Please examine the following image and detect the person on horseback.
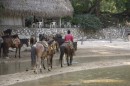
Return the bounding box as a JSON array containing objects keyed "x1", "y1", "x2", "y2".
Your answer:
[
  {"x1": 64, "y1": 30, "x2": 74, "y2": 49},
  {"x1": 59, "y1": 30, "x2": 75, "y2": 67}
]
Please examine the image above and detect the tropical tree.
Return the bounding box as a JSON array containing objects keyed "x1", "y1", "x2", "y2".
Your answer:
[{"x1": 0, "y1": 2, "x2": 4, "y2": 16}]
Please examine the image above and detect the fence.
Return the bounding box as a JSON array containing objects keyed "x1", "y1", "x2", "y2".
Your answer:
[{"x1": 0, "y1": 26, "x2": 129, "y2": 41}]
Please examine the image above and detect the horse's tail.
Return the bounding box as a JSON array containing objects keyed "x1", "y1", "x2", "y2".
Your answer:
[{"x1": 31, "y1": 46, "x2": 36, "y2": 68}]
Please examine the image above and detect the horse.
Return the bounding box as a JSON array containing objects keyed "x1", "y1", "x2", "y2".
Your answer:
[
  {"x1": 20, "y1": 38, "x2": 29, "y2": 47},
  {"x1": 31, "y1": 42, "x2": 45, "y2": 73},
  {"x1": 1, "y1": 34, "x2": 21, "y2": 58},
  {"x1": 59, "y1": 42, "x2": 75, "y2": 67},
  {"x1": 41, "y1": 39, "x2": 57, "y2": 71},
  {"x1": 54, "y1": 34, "x2": 64, "y2": 52},
  {"x1": 31, "y1": 39, "x2": 57, "y2": 73}
]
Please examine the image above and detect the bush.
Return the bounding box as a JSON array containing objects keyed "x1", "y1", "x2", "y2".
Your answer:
[{"x1": 71, "y1": 14, "x2": 102, "y2": 30}]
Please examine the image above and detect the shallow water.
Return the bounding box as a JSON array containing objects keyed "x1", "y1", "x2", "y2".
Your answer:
[
  {"x1": 10, "y1": 65, "x2": 130, "y2": 86},
  {"x1": 0, "y1": 61, "x2": 31, "y2": 75},
  {"x1": 0, "y1": 55, "x2": 130, "y2": 75}
]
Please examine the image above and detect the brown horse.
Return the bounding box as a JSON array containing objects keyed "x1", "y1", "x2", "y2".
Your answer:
[
  {"x1": 59, "y1": 42, "x2": 75, "y2": 67},
  {"x1": 41, "y1": 40, "x2": 57, "y2": 71},
  {"x1": 31, "y1": 40, "x2": 57, "y2": 73},
  {"x1": 1, "y1": 34, "x2": 21, "y2": 58}
]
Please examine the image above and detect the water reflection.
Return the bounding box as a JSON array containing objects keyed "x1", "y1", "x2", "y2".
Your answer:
[
  {"x1": 0, "y1": 61, "x2": 31, "y2": 75},
  {"x1": 11, "y1": 65, "x2": 130, "y2": 86}
]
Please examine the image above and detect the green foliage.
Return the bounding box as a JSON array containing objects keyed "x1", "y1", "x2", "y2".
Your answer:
[
  {"x1": 99, "y1": 14, "x2": 119, "y2": 27},
  {"x1": 100, "y1": 0, "x2": 127, "y2": 13},
  {"x1": 71, "y1": 0, "x2": 94, "y2": 14},
  {"x1": 0, "y1": 2, "x2": 4, "y2": 10},
  {"x1": 125, "y1": 0, "x2": 130, "y2": 10},
  {"x1": 72, "y1": 14, "x2": 102, "y2": 30},
  {"x1": 61, "y1": 16, "x2": 72, "y2": 22},
  {"x1": 0, "y1": 2, "x2": 4, "y2": 16},
  {"x1": 25, "y1": 16, "x2": 34, "y2": 27}
]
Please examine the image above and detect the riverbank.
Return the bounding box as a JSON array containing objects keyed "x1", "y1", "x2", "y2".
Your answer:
[{"x1": 1, "y1": 40, "x2": 130, "y2": 86}]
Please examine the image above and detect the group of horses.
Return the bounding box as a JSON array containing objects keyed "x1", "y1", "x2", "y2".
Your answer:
[
  {"x1": 31, "y1": 33, "x2": 76, "y2": 73},
  {"x1": 0, "y1": 29, "x2": 76, "y2": 74},
  {"x1": 0, "y1": 29, "x2": 22, "y2": 58}
]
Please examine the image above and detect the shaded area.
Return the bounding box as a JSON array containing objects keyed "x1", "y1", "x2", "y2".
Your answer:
[{"x1": 10, "y1": 65, "x2": 130, "y2": 86}]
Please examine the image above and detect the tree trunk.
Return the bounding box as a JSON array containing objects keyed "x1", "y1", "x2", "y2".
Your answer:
[{"x1": 88, "y1": 0, "x2": 101, "y2": 16}]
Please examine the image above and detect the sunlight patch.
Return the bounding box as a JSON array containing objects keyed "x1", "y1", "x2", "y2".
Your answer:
[
  {"x1": 81, "y1": 79, "x2": 125, "y2": 83},
  {"x1": 123, "y1": 62, "x2": 130, "y2": 65}
]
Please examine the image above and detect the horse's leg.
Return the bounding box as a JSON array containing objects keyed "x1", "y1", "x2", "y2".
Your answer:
[
  {"x1": 50, "y1": 54, "x2": 53, "y2": 69},
  {"x1": 41, "y1": 58, "x2": 46, "y2": 69},
  {"x1": 66, "y1": 54, "x2": 70, "y2": 66},
  {"x1": 5, "y1": 46, "x2": 9, "y2": 58},
  {"x1": 31, "y1": 46, "x2": 36, "y2": 70},
  {"x1": 3, "y1": 43, "x2": 8, "y2": 58},
  {"x1": 70, "y1": 49, "x2": 74, "y2": 65},
  {"x1": 15, "y1": 48, "x2": 17, "y2": 58},
  {"x1": 47, "y1": 56, "x2": 51, "y2": 71},
  {"x1": 38, "y1": 57, "x2": 42, "y2": 73},
  {"x1": 70, "y1": 52, "x2": 73, "y2": 65},
  {"x1": 19, "y1": 47, "x2": 21, "y2": 58},
  {"x1": 34, "y1": 56, "x2": 41, "y2": 74},
  {"x1": 60, "y1": 46, "x2": 65, "y2": 67},
  {"x1": 0, "y1": 44, "x2": 1, "y2": 58},
  {"x1": 56, "y1": 43, "x2": 59, "y2": 52}
]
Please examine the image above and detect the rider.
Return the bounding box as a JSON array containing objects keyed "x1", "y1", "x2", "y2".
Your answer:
[
  {"x1": 65, "y1": 30, "x2": 73, "y2": 42},
  {"x1": 64, "y1": 30, "x2": 74, "y2": 49}
]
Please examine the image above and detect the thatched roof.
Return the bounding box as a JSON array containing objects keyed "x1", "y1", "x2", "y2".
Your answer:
[{"x1": 0, "y1": 0, "x2": 73, "y2": 18}]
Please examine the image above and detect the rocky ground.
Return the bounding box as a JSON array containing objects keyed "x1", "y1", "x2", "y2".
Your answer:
[{"x1": 1, "y1": 40, "x2": 130, "y2": 86}]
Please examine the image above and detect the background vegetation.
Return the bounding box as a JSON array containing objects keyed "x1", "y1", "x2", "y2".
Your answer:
[{"x1": 69, "y1": 0, "x2": 130, "y2": 30}]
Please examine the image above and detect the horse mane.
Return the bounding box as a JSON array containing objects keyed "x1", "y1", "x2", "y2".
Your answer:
[
  {"x1": 48, "y1": 39, "x2": 54, "y2": 45},
  {"x1": 12, "y1": 34, "x2": 19, "y2": 38}
]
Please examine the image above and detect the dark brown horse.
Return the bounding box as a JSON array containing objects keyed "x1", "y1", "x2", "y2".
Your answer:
[
  {"x1": 1, "y1": 34, "x2": 21, "y2": 58},
  {"x1": 59, "y1": 42, "x2": 75, "y2": 67}
]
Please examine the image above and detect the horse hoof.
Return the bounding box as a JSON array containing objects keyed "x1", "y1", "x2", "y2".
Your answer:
[
  {"x1": 48, "y1": 69, "x2": 51, "y2": 71},
  {"x1": 5, "y1": 57, "x2": 10, "y2": 59},
  {"x1": 34, "y1": 70, "x2": 37, "y2": 74},
  {"x1": 40, "y1": 69, "x2": 42, "y2": 73}
]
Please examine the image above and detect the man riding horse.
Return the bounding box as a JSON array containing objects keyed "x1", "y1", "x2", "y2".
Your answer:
[{"x1": 59, "y1": 30, "x2": 75, "y2": 67}]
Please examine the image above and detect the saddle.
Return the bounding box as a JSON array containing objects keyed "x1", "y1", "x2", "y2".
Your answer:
[
  {"x1": 12, "y1": 37, "x2": 21, "y2": 47},
  {"x1": 37, "y1": 41, "x2": 48, "y2": 51},
  {"x1": 62, "y1": 41, "x2": 74, "y2": 49}
]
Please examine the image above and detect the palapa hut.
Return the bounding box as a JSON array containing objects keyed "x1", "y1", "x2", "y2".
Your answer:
[{"x1": 0, "y1": 0, "x2": 73, "y2": 27}]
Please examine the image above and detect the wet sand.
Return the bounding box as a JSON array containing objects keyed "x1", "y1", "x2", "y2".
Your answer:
[
  {"x1": 1, "y1": 59, "x2": 130, "y2": 86},
  {"x1": 1, "y1": 41, "x2": 130, "y2": 86}
]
